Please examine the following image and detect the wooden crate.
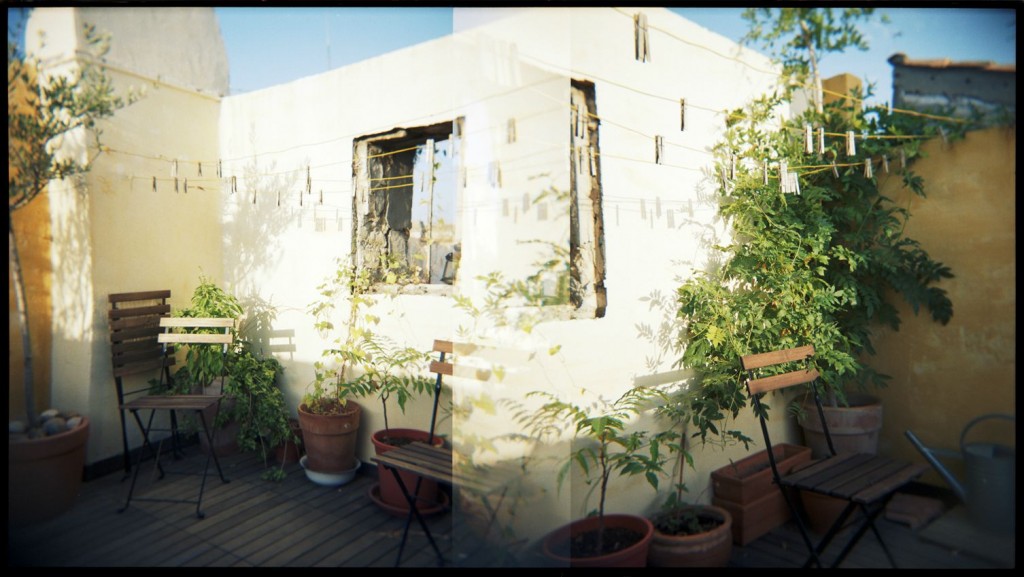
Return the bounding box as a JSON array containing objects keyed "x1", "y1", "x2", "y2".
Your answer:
[
  {"x1": 713, "y1": 489, "x2": 792, "y2": 546},
  {"x1": 711, "y1": 444, "x2": 812, "y2": 545},
  {"x1": 711, "y1": 443, "x2": 811, "y2": 504}
]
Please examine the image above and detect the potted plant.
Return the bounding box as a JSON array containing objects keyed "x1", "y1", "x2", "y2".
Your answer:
[
  {"x1": 224, "y1": 342, "x2": 294, "y2": 481},
  {"x1": 8, "y1": 25, "x2": 137, "y2": 525},
  {"x1": 168, "y1": 277, "x2": 296, "y2": 481},
  {"x1": 338, "y1": 334, "x2": 437, "y2": 513},
  {"x1": 300, "y1": 254, "x2": 423, "y2": 487},
  {"x1": 512, "y1": 387, "x2": 675, "y2": 567}
]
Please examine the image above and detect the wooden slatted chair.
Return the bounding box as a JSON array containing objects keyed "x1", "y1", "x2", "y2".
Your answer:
[
  {"x1": 742, "y1": 345, "x2": 928, "y2": 568},
  {"x1": 117, "y1": 317, "x2": 233, "y2": 519},
  {"x1": 108, "y1": 291, "x2": 177, "y2": 475}
]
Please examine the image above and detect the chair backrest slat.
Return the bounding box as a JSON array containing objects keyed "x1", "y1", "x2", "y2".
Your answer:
[
  {"x1": 160, "y1": 317, "x2": 235, "y2": 328},
  {"x1": 158, "y1": 332, "x2": 233, "y2": 345},
  {"x1": 741, "y1": 344, "x2": 814, "y2": 370},
  {"x1": 748, "y1": 368, "x2": 819, "y2": 395}
]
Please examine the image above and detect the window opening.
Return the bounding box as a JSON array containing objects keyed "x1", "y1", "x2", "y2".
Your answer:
[{"x1": 353, "y1": 120, "x2": 462, "y2": 287}]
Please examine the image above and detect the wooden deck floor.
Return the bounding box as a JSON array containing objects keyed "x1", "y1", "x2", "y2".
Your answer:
[{"x1": 8, "y1": 447, "x2": 1014, "y2": 568}]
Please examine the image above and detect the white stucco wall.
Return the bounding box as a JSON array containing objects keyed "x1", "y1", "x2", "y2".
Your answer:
[
  {"x1": 219, "y1": 7, "x2": 788, "y2": 544},
  {"x1": 28, "y1": 5, "x2": 794, "y2": 547}
]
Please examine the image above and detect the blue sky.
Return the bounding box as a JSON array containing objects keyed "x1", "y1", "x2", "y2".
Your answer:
[{"x1": 8, "y1": 6, "x2": 1017, "y2": 106}]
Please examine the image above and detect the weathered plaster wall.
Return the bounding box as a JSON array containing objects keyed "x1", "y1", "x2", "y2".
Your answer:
[
  {"x1": 871, "y1": 126, "x2": 1016, "y2": 488},
  {"x1": 24, "y1": 7, "x2": 228, "y2": 464}
]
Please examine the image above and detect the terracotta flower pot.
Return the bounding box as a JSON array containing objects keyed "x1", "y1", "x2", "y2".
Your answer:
[
  {"x1": 648, "y1": 505, "x2": 733, "y2": 567},
  {"x1": 274, "y1": 418, "x2": 303, "y2": 464},
  {"x1": 371, "y1": 428, "x2": 444, "y2": 511},
  {"x1": 199, "y1": 396, "x2": 241, "y2": 457},
  {"x1": 541, "y1": 513, "x2": 654, "y2": 567},
  {"x1": 800, "y1": 393, "x2": 882, "y2": 458},
  {"x1": 298, "y1": 401, "x2": 362, "y2": 473},
  {"x1": 8, "y1": 417, "x2": 90, "y2": 526}
]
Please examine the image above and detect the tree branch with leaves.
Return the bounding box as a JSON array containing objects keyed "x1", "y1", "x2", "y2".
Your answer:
[{"x1": 9, "y1": 23, "x2": 139, "y2": 425}]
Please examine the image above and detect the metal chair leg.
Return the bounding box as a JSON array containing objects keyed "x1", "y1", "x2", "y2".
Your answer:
[{"x1": 389, "y1": 466, "x2": 444, "y2": 567}]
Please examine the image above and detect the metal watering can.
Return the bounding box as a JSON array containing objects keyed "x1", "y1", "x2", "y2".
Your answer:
[{"x1": 905, "y1": 413, "x2": 1015, "y2": 533}]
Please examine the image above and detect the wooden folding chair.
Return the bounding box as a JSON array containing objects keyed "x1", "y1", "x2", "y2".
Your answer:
[
  {"x1": 372, "y1": 339, "x2": 507, "y2": 567},
  {"x1": 118, "y1": 317, "x2": 233, "y2": 519},
  {"x1": 742, "y1": 345, "x2": 928, "y2": 568},
  {"x1": 108, "y1": 291, "x2": 177, "y2": 475}
]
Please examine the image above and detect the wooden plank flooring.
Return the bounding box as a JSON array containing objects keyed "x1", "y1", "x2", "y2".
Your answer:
[{"x1": 8, "y1": 447, "x2": 1012, "y2": 568}]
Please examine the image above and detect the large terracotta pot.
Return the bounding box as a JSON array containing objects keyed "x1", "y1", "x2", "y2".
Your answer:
[
  {"x1": 798, "y1": 394, "x2": 881, "y2": 533},
  {"x1": 298, "y1": 401, "x2": 362, "y2": 473},
  {"x1": 8, "y1": 417, "x2": 90, "y2": 526},
  {"x1": 371, "y1": 428, "x2": 444, "y2": 511},
  {"x1": 541, "y1": 514, "x2": 654, "y2": 567},
  {"x1": 800, "y1": 393, "x2": 882, "y2": 459},
  {"x1": 648, "y1": 505, "x2": 733, "y2": 567}
]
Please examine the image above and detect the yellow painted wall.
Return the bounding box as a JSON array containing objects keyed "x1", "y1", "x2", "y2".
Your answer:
[
  {"x1": 871, "y1": 126, "x2": 1016, "y2": 487},
  {"x1": 8, "y1": 61, "x2": 54, "y2": 422}
]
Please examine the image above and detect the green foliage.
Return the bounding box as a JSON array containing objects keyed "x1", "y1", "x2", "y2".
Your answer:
[
  {"x1": 8, "y1": 23, "x2": 139, "y2": 424},
  {"x1": 676, "y1": 14, "x2": 960, "y2": 416},
  {"x1": 508, "y1": 387, "x2": 679, "y2": 549},
  {"x1": 170, "y1": 275, "x2": 244, "y2": 391},
  {"x1": 169, "y1": 276, "x2": 294, "y2": 479}
]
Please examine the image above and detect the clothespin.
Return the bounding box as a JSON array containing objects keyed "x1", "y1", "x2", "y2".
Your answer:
[
  {"x1": 887, "y1": 101, "x2": 893, "y2": 116},
  {"x1": 655, "y1": 196, "x2": 662, "y2": 219},
  {"x1": 720, "y1": 165, "x2": 728, "y2": 189},
  {"x1": 831, "y1": 160, "x2": 839, "y2": 179},
  {"x1": 197, "y1": 162, "x2": 203, "y2": 177},
  {"x1": 680, "y1": 98, "x2": 686, "y2": 131},
  {"x1": 640, "y1": 198, "x2": 647, "y2": 219},
  {"x1": 762, "y1": 160, "x2": 769, "y2": 186},
  {"x1": 507, "y1": 118, "x2": 517, "y2": 144},
  {"x1": 939, "y1": 126, "x2": 947, "y2": 145},
  {"x1": 522, "y1": 192, "x2": 530, "y2": 212},
  {"x1": 846, "y1": 131, "x2": 856, "y2": 157},
  {"x1": 791, "y1": 172, "x2": 801, "y2": 195},
  {"x1": 306, "y1": 166, "x2": 311, "y2": 194},
  {"x1": 184, "y1": 177, "x2": 188, "y2": 193},
  {"x1": 817, "y1": 127, "x2": 825, "y2": 155},
  {"x1": 152, "y1": 177, "x2": 157, "y2": 192},
  {"x1": 319, "y1": 189, "x2": 323, "y2": 205},
  {"x1": 864, "y1": 158, "x2": 874, "y2": 179},
  {"x1": 729, "y1": 154, "x2": 736, "y2": 180},
  {"x1": 779, "y1": 159, "x2": 789, "y2": 189},
  {"x1": 805, "y1": 124, "x2": 813, "y2": 154},
  {"x1": 899, "y1": 148, "x2": 906, "y2": 170},
  {"x1": 666, "y1": 208, "x2": 675, "y2": 228},
  {"x1": 882, "y1": 155, "x2": 890, "y2": 174},
  {"x1": 655, "y1": 135, "x2": 664, "y2": 165},
  {"x1": 634, "y1": 12, "x2": 650, "y2": 62},
  {"x1": 277, "y1": 190, "x2": 280, "y2": 207},
  {"x1": 300, "y1": 187, "x2": 303, "y2": 207},
  {"x1": 231, "y1": 175, "x2": 237, "y2": 193},
  {"x1": 252, "y1": 188, "x2": 257, "y2": 205},
  {"x1": 589, "y1": 146, "x2": 597, "y2": 176},
  {"x1": 172, "y1": 159, "x2": 178, "y2": 179},
  {"x1": 217, "y1": 160, "x2": 222, "y2": 178},
  {"x1": 174, "y1": 177, "x2": 179, "y2": 193}
]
